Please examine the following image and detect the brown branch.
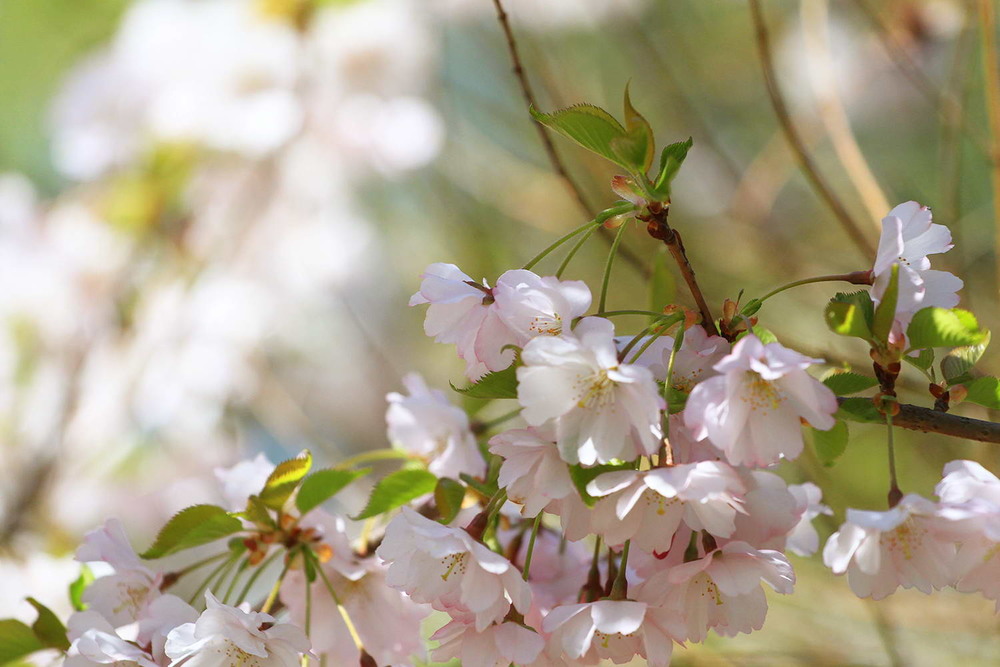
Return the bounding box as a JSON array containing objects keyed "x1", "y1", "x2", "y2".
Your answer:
[
  {"x1": 644, "y1": 207, "x2": 719, "y2": 336},
  {"x1": 490, "y1": 0, "x2": 650, "y2": 279},
  {"x1": 839, "y1": 397, "x2": 1000, "y2": 444},
  {"x1": 747, "y1": 0, "x2": 876, "y2": 258}
]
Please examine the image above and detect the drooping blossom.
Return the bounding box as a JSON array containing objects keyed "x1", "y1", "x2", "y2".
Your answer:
[
  {"x1": 517, "y1": 317, "x2": 665, "y2": 465},
  {"x1": 489, "y1": 424, "x2": 574, "y2": 517},
  {"x1": 871, "y1": 201, "x2": 963, "y2": 331},
  {"x1": 639, "y1": 541, "x2": 795, "y2": 643},
  {"x1": 624, "y1": 324, "x2": 730, "y2": 389},
  {"x1": 786, "y1": 482, "x2": 832, "y2": 557},
  {"x1": 165, "y1": 592, "x2": 310, "y2": 667},
  {"x1": 387, "y1": 372, "x2": 485, "y2": 478},
  {"x1": 542, "y1": 600, "x2": 679, "y2": 667},
  {"x1": 822, "y1": 494, "x2": 959, "y2": 600},
  {"x1": 585, "y1": 462, "x2": 746, "y2": 552},
  {"x1": 376, "y1": 506, "x2": 531, "y2": 630},
  {"x1": 683, "y1": 334, "x2": 837, "y2": 467},
  {"x1": 75, "y1": 519, "x2": 162, "y2": 627},
  {"x1": 728, "y1": 470, "x2": 801, "y2": 551},
  {"x1": 409, "y1": 264, "x2": 590, "y2": 379},
  {"x1": 65, "y1": 611, "x2": 158, "y2": 667},
  {"x1": 430, "y1": 618, "x2": 545, "y2": 667}
]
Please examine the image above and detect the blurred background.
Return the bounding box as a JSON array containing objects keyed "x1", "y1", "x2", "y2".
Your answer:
[{"x1": 1, "y1": 0, "x2": 999, "y2": 664}]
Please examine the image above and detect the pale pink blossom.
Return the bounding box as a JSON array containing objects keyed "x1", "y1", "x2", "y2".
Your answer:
[
  {"x1": 823, "y1": 495, "x2": 958, "y2": 600},
  {"x1": 585, "y1": 462, "x2": 745, "y2": 552},
  {"x1": 624, "y1": 325, "x2": 730, "y2": 389},
  {"x1": 683, "y1": 334, "x2": 837, "y2": 467},
  {"x1": 872, "y1": 201, "x2": 963, "y2": 330},
  {"x1": 387, "y1": 372, "x2": 485, "y2": 479},
  {"x1": 639, "y1": 541, "x2": 794, "y2": 643},
  {"x1": 165, "y1": 592, "x2": 310, "y2": 667},
  {"x1": 935, "y1": 460, "x2": 1000, "y2": 507},
  {"x1": 213, "y1": 454, "x2": 275, "y2": 511},
  {"x1": 376, "y1": 506, "x2": 531, "y2": 630},
  {"x1": 786, "y1": 482, "x2": 832, "y2": 557},
  {"x1": 65, "y1": 611, "x2": 158, "y2": 667},
  {"x1": 728, "y1": 470, "x2": 800, "y2": 550},
  {"x1": 489, "y1": 425, "x2": 574, "y2": 517},
  {"x1": 517, "y1": 317, "x2": 665, "y2": 466},
  {"x1": 493, "y1": 270, "x2": 591, "y2": 342},
  {"x1": 542, "y1": 600, "x2": 678, "y2": 667},
  {"x1": 431, "y1": 619, "x2": 545, "y2": 667}
]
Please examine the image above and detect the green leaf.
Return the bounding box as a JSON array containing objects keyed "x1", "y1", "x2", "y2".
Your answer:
[
  {"x1": 434, "y1": 478, "x2": 467, "y2": 524},
  {"x1": 296, "y1": 468, "x2": 370, "y2": 516},
  {"x1": 942, "y1": 331, "x2": 991, "y2": 382},
  {"x1": 812, "y1": 420, "x2": 849, "y2": 467},
  {"x1": 25, "y1": 599, "x2": 67, "y2": 651},
  {"x1": 459, "y1": 473, "x2": 498, "y2": 499},
  {"x1": 836, "y1": 397, "x2": 884, "y2": 424},
  {"x1": 906, "y1": 308, "x2": 987, "y2": 350},
  {"x1": 353, "y1": 469, "x2": 438, "y2": 520},
  {"x1": 822, "y1": 372, "x2": 878, "y2": 395},
  {"x1": 652, "y1": 137, "x2": 693, "y2": 198},
  {"x1": 964, "y1": 377, "x2": 1000, "y2": 410},
  {"x1": 241, "y1": 495, "x2": 275, "y2": 529},
  {"x1": 0, "y1": 620, "x2": 42, "y2": 664},
  {"x1": 824, "y1": 291, "x2": 874, "y2": 340},
  {"x1": 529, "y1": 104, "x2": 631, "y2": 169},
  {"x1": 259, "y1": 450, "x2": 313, "y2": 510},
  {"x1": 621, "y1": 83, "x2": 654, "y2": 172},
  {"x1": 903, "y1": 347, "x2": 935, "y2": 373},
  {"x1": 751, "y1": 325, "x2": 778, "y2": 345},
  {"x1": 648, "y1": 250, "x2": 675, "y2": 321},
  {"x1": 452, "y1": 364, "x2": 518, "y2": 400},
  {"x1": 872, "y1": 264, "x2": 899, "y2": 344},
  {"x1": 568, "y1": 462, "x2": 632, "y2": 507},
  {"x1": 140, "y1": 505, "x2": 243, "y2": 559},
  {"x1": 68, "y1": 565, "x2": 94, "y2": 612}
]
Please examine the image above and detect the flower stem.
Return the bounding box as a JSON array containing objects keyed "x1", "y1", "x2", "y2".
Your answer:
[
  {"x1": 885, "y1": 409, "x2": 902, "y2": 508},
  {"x1": 311, "y1": 549, "x2": 364, "y2": 652},
  {"x1": 235, "y1": 549, "x2": 281, "y2": 605},
  {"x1": 222, "y1": 556, "x2": 249, "y2": 604},
  {"x1": 259, "y1": 559, "x2": 290, "y2": 615},
  {"x1": 597, "y1": 221, "x2": 631, "y2": 314},
  {"x1": 169, "y1": 551, "x2": 229, "y2": 582},
  {"x1": 521, "y1": 514, "x2": 543, "y2": 581},
  {"x1": 188, "y1": 554, "x2": 239, "y2": 606},
  {"x1": 522, "y1": 219, "x2": 601, "y2": 271},
  {"x1": 755, "y1": 271, "x2": 873, "y2": 305},
  {"x1": 625, "y1": 315, "x2": 683, "y2": 365},
  {"x1": 609, "y1": 540, "x2": 631, "y2": 600},
  {"x1": 556, "y1": 224, "x2": 601, "y2": 279},
  {"x1": 660, "y1": 327, "x2": 686, "y2": 466},
  {"x1": 473, "y1": 408, "x2": 522, "y2": 434}
]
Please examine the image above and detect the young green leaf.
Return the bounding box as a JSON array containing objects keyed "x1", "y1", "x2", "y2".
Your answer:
[
  {"x1": 751, "y1": 325, "x2": 778, "y2": 345},
  {"x1": 651, "y1": 137, "x2": 693, "y2": 198},
  {"x1": 942, "y1": 332, "x2": 990, "y2": 382},
  {"x1": 872, "y1": 264, "x2": 899, "y2": 344},
  {"x1": 621, "y1": 84, "x2": 655, "y2": 173},
  {"x1": 824, "y1": 291, "x2": 874, "y2": 340},
  {"x1": 821, "y1": 372, "x2": 878, "y2": 395},
  {"x1": 241, "y1": 495, "x2": 276, "y2": 529},
  {"x1": 964, "y1": 377, "x2": 1000, "y2": 410},
  {"x1": 451, "y1": 364, "x2": 518, "y2": 400},
  {"x1": 25, "y1": 599, "x2": 68, "y2": 651},
  {"x1": 0, "y1": 620, "x2": 43, "y2": 664},
  {"x1": 835, "y1": 397, "x2": 884, "y2": 424},
  {"x1": 68, "y1": 565, "x2": 94, "y2": 612},
  {"x1": 906, "y1": 307, "x2": 987, "y2": 350},
  {"x1": 295, "y1": 468, "x2": 371, "y2": 515},
  {"x1": 140, "y1": 505, "x2": 243, "y2": 559},
  {"x1": 259, "y1": 450, "x2": 313, "y2": 510},
  {"x1": 568, "y1": 462, "x2": 632, "y2": 507},
  {"x1": 434, "y1": 478, "x2": 467, "y2": 524},
  {"x1": 459, "y1": 473, "x2": 498, "y2": 499},
  {"x1": 529, "y1": 104, "x2": 630, "y2": 169},
  {"x1": 812, "y1": 420, "x2": 849, "y2": 466},
  {"x1": 353, "y1": 469, "x2": 438, "y2": 520},
  {"x1": 904, "y1": 347, "x2": 935, "y2": 373}
]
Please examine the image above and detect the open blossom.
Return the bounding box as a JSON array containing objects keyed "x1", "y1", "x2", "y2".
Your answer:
[
  {"x1": 409, "y1": 264, "x2": 590, "y2": 379},
  {"x1": 214, "y1": 453, "x2": 275, "y2": 511},
  {"x1": 872, "y1": 201, "x2": 963, "y2": 331},
  {"x1": 542, "y1": 600, "x2": 678, "y2": 667},
  {"x1": 786, "y1": 482, "x2": 832, "y2": 556},
  {"x1": 431, "y1": 619, "x2": 545, "y2": 667},
  {"x1": 684, "y1": 334, "x2": 837, "y2": 467},
  {"x1": 489, "y1": 425, "x2": 574, "y2": 517},
  {"x1": 75, "y1": 519, "x2": 162, "y2": 627},
  {"x1": 728, "y1": 470, "x2": 801, "y2": 551},
  {"x1": 66, "y1": 611, "x2": 158, "y2": 667},
  {"x1": 586, "y1": 462, "x2": 746, "y2": 552},
  {"x1": 517, "y1": 317, "x2": 665, "y2": 465},
  {"x1": 165, "y1": 592, "x2": 310, "y2": 667},
  {"x1": 822, "y1": 494, "x2": 959, "y2": 600},
  {"x1": 625, "y1": 324, "x2": 730, "y2": 389},
  {"x1": 376, "y1": 506, "x2": 531, "y2": 630},
  {"x1": 640, "y1": 541, "x2": 795, "y2": 643},
  {"x1": 387, "y1": 372, "x2": 485, "y2": 478}
]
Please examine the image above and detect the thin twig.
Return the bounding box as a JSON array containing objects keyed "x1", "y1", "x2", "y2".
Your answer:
[
  {"x1": 978, "y1": 0, "x2": 1000, "y2": 291},
  {"x1": 490, "y1": 0, "x2": 650, "y2": 279},
  {"x1": 747, "y1": 0, "x2": 876, "y2": 257},
  {"x1": 839, "y1": 398, "x2": 1000, "y2": 444}
]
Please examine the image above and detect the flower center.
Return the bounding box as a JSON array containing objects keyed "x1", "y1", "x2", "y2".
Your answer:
[
  {"x1": 694, "y1": 572, "x2": 724, "y2": 606},
  {"x1": 575, "y1": 370, "x2": 616, "y2": 409},
  {"x1": 528, "y1": 314, "x2": 562, "y2": 336},
  {"x1": 439, "y1": 553, "x2": 469, "y2": 581},
  {"x1": 883, "y1": 517, "x2": 927, "y2": 560},
  {"x1": 743, "y1": 372, "x2": 785, "y2": 413},
  {"x1": 642, "y1": 488, "x2": 679, "y2": 516},
  {"x1": 218, "y1": 639, "x2": 265, "y2": 667}
]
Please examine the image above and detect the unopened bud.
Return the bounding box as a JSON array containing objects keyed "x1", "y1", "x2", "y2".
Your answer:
[
  {"x1": 279, "y1": 514, "x2": 296, "y2": 532},
  {"x1": 722, "y1": 298, "x2": 738, "y2": 322},
  {"x1": 610, "y1": 175, "x2": 646, "y2": 206},
  {"x1": 950, "y1": 385, "x2": 968, "y2": 404}
]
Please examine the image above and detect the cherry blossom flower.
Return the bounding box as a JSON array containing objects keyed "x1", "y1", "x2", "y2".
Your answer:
[
  {"x1": 165, "y1": 592, "x2": 310, "y2": 667},
  {"x1": 542, "y1": 600, "x2": 679, "y2": 667},
  {"x1": 387, "y1": 372, "x2": 485, "y2": 478},
  {"x1": 728, "y1": 470, "x2": 801, "y2": 550},
  {"x1": 517, "y1": 317, "x2": 665, "y2": 465},
  {"x1": 683, "y1": 334, "x2": 837, "y2": 467},
  {"x1": 492, "y1": 270, "x2": 590, "y2": 342},
  {"x1": 214, "y1": 454, "x2": 274, "y2": 511},
  {"x1": 585, "y1": 462, "x2": 746, "y2": 552},
  {"x1": 639, "y1": 541, "x2": 794, "y2": 642},
  {"x1": 65, "y1": 611, "x2": 158, "y2": 667},
  {"x1": 430, "y1": 618, "x2": 545, "y2": 667},
  {"x1": 786, "y1": 482, "x2": 832, "y2": 557},
  {"x1": 489, "y1": 425, "x2": 574, "y2": 517},
  {"x1": 625, "y1": 324, "x2": 730, "y2": 389},
  {"x1": 376, "y1": 506, "x2": 531, "y2": 630},
  {"x1": 872, "y1": 201, "x2": 963, "y2": 329},
  {"x1": 822, "y1": 494, "x2": 958, "y2": 600},
  {"x1": 935, "y1": 460, "x2": 1000, "y2": 506},
  {"x1": 75, "y1": 519, "x2": 162, "y2": 627}
]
